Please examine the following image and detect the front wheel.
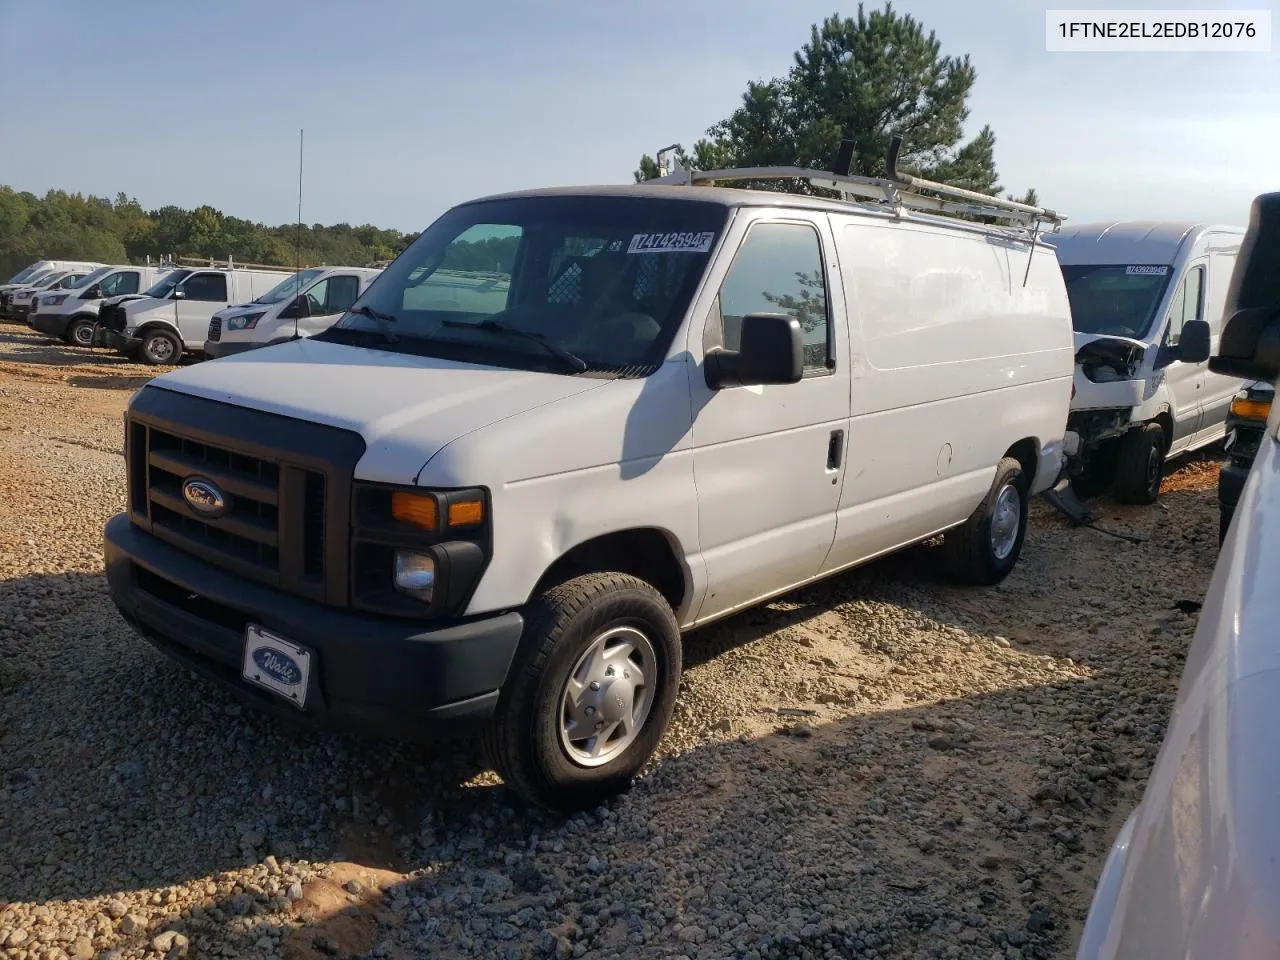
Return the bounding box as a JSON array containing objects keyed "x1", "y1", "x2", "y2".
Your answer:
[
  {"x1": 65, "y1": 318, "x2": 96, "y2": 347},
  {"x1": 1112, "y1": 423, "x2": 1166, "y2": 505},
  {"x1": 942, "y1": 456, "x2": 1029, "y2": 585},
  {"x1": 483, "y1": 572, "x2": 682, "y2": 811},
  {"x1": 139, "y1": 329, "x2": 182, "y2": 366}
]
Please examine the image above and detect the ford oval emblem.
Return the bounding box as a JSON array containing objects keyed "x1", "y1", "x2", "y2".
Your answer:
[
  {"x1": 182, "y1": 477, "x2": 227, "y2": 517},
  {"x1": 252, "y1": 647, "x2": 302, "y2": 686}
]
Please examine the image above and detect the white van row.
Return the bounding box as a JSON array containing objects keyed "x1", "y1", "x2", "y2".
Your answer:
[{"x1": 1, "y1": 260, "x2": 105, "y2": 322}]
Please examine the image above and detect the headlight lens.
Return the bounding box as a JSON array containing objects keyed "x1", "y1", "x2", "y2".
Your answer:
[
  {"x1": 1231, "y1": 394, "x2": 1272, "y2": 421},
  {"x1": 48, "y1": 294, "x2": 69, "y2": 306},
  {"x1": 393, "y1": 551, "x2": 436, "y2": 602},
  {"x1": 226, "y1": 311, "x2": 266, "y2": 331}
]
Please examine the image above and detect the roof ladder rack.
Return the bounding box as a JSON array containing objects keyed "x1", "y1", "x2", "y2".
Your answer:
[{"x1": 653, "y1": 136, "x2": 1065, "y2": 233}]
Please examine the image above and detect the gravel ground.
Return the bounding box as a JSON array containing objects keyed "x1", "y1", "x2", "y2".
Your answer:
[{"x1": 0, "y1": 327, "x2": 1224, "y2": 960}]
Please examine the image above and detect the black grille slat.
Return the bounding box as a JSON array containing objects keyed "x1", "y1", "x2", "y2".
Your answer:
[
  {"x1": 151, "y1": 503, "x2": 280, "y2": 571},
  {"x1": 208, "y1": 318, "x2": 222, "y2": 341},
  {"x1": 303, "y1": 472, "x2": 326, "y2": 580},
  {"x1": 148, "y1": 449, "x2": 278, "y2": 504}
]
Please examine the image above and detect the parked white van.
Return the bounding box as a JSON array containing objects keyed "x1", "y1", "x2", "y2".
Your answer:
[
  {"x1": 2, "y1": 259, "x2": 103, "y2": 293},
  {"x1": 98, "y1": 264, "x2": 295, "y2": 364},
  {"x1": 5, "y1": 267, "x2": 102, "y2": 323},
  {"x1": 1, "y1": 262, "x2": 105, "y2": 319},
  {"x1": 1075, "y1": 192, "x2": 1280, "y2": 959},
  {"x1": 29, "y1": 264, "x2": 179, "y2": 345},
  {"x1": 205, "y1": 266, "x2": 382, "y2": 358},
  {"x1": 1046, "y1": 222, "x2": 1244, "y2": 503},
  {"x1": 100, "y1": 152, "x2": 1075, "y2": 809}
]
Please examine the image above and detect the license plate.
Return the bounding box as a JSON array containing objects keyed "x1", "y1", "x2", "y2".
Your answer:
[{"x1": 242, "y1": 625, "x2": 311, "y2": 709}]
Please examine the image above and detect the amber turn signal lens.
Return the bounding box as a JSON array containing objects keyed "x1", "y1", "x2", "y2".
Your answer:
[
  {"x1": 1231, "y1": 397, "x2": 1272, "y2": 421},
  {"x1": 448, "y1": 499, "x2": 484, "y2": 527},
  {"x1": 391, "y1": 492, "x2": 438, "y2": 531}
]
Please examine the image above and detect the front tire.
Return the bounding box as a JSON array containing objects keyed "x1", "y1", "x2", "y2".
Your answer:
[
  {"x1": 483, "y1": 572, "x2": 681, "y2": 811},
  {"x1": 65, "y1": 318, "x2": 96, "y2": 348},
  {"x1": 139, "y1": 329, "x2": 181, "y2": 365},
  {"x1": 1112, "y1": 423, "x2": 1166, "y2": 505},
  {"x1": 942, "y1": 456, "x2": 1029, "y2": 585}
]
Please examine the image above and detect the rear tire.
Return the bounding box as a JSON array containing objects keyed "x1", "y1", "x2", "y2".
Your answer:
[
  {"x1": 1112, "y1": 423, "x2": 1166, "y2": 505},
  {"x1": 139, "y1": 329, "x2": 181, "y2": 365},
  {"x1": 483, "y1": 572, "x2": 681, "y2": 811},
  {"x1": 66, "y1": 318, "x2": 95, "y2": 347},
  {"x1": 942, "y1": 456, "x2": 1028, "y2": 585}
]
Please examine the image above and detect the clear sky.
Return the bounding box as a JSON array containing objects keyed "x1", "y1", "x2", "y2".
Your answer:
[{"x1": 1, "y1": 0, "x2": 1275, "y2": 231}]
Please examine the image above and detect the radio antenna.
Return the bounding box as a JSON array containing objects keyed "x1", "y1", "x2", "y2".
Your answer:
[{"x1": 294, "y1": 127, "x2": 304, "y2": 340}]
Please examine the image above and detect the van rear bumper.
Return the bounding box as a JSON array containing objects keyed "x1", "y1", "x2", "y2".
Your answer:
[{"x1": 103, "y1": 513, "x2": 525, "y2": 740}]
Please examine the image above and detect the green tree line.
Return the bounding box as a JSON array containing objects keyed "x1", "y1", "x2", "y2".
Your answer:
[{"x1": 0, "y1": 186, "x2": 420, "y2": 280}]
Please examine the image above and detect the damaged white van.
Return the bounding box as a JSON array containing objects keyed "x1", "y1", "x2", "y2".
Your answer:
[
  {"x1": 101, "y1": 146, "x2": 1075, "y2": 809},
  {"x1": 1047, "y1": 222, "x2": 1245, "y2": 503}
]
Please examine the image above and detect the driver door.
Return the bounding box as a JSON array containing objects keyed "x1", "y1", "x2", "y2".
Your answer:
[{"x1": 175, "y1": 271, "x2": 230, "y2": 347}]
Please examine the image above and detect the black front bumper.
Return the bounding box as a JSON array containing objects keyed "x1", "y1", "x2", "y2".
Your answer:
[
  {"x1": 98, "y1": 327, "x2": 139, "y2": 354},
  {"x1": 1218, "y1": 459, "x2": 1251, "y2": 529},
  {"x1": 104, "y1": 513, "x2": 524, "y2": 739},
  {"x1": 29, "y1": 311, "x2": 71, "y2": 338},
  {"x1": 203, "y1": 339, "x2": 261, "y2": 359}
]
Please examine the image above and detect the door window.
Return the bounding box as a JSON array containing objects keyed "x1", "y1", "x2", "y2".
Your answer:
[
  {"x1": 706, "y1": 221, "x2": 831, "y2": 375},
  {"x1": 305, "y1": 275, "x2": 361, "y2": 315},
  {"x1": 100, "y1": 271, "x2": 140, "y2": 297},
  {"x1": 181, "y1": 272, "x2": 228, "y2": 302},
  {"x1": 1165, "y1": 265, "x2": 1204, "y2": 347}
]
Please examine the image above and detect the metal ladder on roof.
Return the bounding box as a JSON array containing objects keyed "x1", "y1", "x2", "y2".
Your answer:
[{"x1": 651, "y1": 136, "x2": 1066, "y2": 235}]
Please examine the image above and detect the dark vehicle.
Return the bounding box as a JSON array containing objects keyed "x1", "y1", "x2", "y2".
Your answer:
[{"x1": 1218, "y1": 380, "x2": 1274, "y2": 544}]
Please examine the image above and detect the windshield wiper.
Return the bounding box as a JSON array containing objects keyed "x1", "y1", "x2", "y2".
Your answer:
[
  {"x1": 440, "y1": 318, "x2": 587, "y2": 372},
  {"x1": 348, "y1": 304, "x2": 399, "y2": 344}
]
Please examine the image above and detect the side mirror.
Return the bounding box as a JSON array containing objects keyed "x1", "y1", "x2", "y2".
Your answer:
[
  {"x1": 705, "y1": 313, "x2": 804, "y2": 389},
  {"x1": 1211, "y1": 192, "x2": 1280, "y2": 381},
  {"x1": 172, "y1": 288, "x2": 186, "y2": 300},
  {"x1": 283, "y1": 294, "x2": 310, "y2": 318},
  {"x1": 1178, "y1": 319, "x2": 1211, "y2": 363}
]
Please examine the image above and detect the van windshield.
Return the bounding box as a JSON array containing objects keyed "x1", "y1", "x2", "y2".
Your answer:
[
  {"x1": 68, "y1": 266, "x2": 114, "y2": 289},
  {"x1": 1060, "y1": 264, "x2": 1174, "y2": 339},
  {"x1": 7, "y1": 265, "x2": 40, "y2": 284},
  {"x1": 144, "y1": 270, "x2": 191, "y2": 298},
  {"x1": 254, "y1": 267, "x2": 328, "y2": 305},
  {"x1": 322, "y1": 195, "x2": 728, "y2": 375}
]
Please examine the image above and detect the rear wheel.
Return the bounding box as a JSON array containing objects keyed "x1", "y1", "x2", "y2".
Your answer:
[
  {"x1": 942, "y1": 457, "x2": 1028, "y2": 585},
  {"x1": 139, "y1": 329, "x2": 181, "y2": 365},
  {"x1": 1112, "y1": 423, "x2": 1166, "y2": 504},
  {"x1": 66, "y1": 318, "x2": 95, "y2": 347},
  {"x1": 483, "y1": 572, "x2": 681, "y2": 811}
]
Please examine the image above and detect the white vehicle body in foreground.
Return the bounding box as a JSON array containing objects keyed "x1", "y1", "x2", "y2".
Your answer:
[
  {"x1": 1076, "y1": 192, "x2": 1280, "y2": 958},
  {"x1": 99, "y1": 265, "x2": 294, "y2": 363},
  {"x1": 101, "y1": 171, "x2": 1074, "y2": 809},
  {"x1": 1047, "y1": 222, "x2": 1246, "y2": 504},
  {"x1": 28, "y1": 265, "x2": 179, "y2": 345},
  {"x1": 204, "y1": 266, "x2": 382, "y2": 358}
]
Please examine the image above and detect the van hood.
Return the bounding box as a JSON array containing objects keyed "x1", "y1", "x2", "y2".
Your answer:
[{"x1": 145, "y1": 337, "x2": 608, "y2": 484}]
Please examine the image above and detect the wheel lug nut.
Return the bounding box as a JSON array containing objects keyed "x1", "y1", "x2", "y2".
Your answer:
[
  {"x1": 624, "y1": 671, "x2": 630, "y2": 680},
  {"x1": 589, "y1": 681, "x2": 600, "y2": 691},
  {"x1": 606, "y1": 667, "x2": 614, "y2": 676},
  {"x1": 585, "y1": 706, "x2": 595, "y2": 717}
]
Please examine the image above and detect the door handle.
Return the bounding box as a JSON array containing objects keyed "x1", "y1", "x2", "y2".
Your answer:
[{"x1": 827, "y1": 429, "x2": 845, "y2": 470}]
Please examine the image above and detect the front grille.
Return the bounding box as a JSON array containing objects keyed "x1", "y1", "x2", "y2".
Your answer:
[
  {"x1": 208, "y1": 318, "x2": 222, "y2": 341},
  {"x1": 125, "y1": 387, "x2": 365, "y2": 607},
  {"x1": 101, "y1": 303, "x2": 126, "y2": 332}
]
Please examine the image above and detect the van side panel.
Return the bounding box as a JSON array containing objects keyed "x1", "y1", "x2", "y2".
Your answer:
[{"x1": 821, "y1": 219, "x2": 1073, "y2": 573}]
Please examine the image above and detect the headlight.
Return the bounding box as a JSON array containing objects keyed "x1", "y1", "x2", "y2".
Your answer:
[
  {"x1": 226, "y1": 311, "x2": 266, "y2": 331},
  {"x1": 48, "y1": 294, "x2": 69, "y2": 306},
  {"x1": 393, "y1": 551, "x2": 436, "y2": 602},
  {"x1": 1231, "y1": 393, "x2": 1273, "y2": 422}
]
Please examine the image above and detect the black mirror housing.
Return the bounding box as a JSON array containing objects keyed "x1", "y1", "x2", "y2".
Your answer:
[
  {"x1": 1210, "y1": 192, "x2": 1280, "y2": 381},
  {"x1": 172, "y1": 288, "x2": 186, "y2": 300},
  {"x1": 705, "y1": 313, "x2": 804, "y2": 389},
  {"x1": 1178, "y1": 319, "x2": 1211, "y2": 363}
]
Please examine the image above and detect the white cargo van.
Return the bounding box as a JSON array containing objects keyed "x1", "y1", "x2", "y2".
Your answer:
[
  {"x1": 1, "y1": 262, "x2": 104, "y2": 319},
  {"x1": 98, "y1": 264, "x2": 294, "y2": 364},
  {"x1": 101, "y1": 149, "x2": 1075, "y2": 809},
  {"x1": 4, "y1": 267, "x2": 101, "y2": 323},
  {"x1": 1046, "y1": 222, "x2": 1244, "y2": 503},
  {"x1": 205, "y1": 266, "x2": 382, "y2": 359},
  {"x1": 29, "y1": 264, "x2": 179, "y2": 345}
]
